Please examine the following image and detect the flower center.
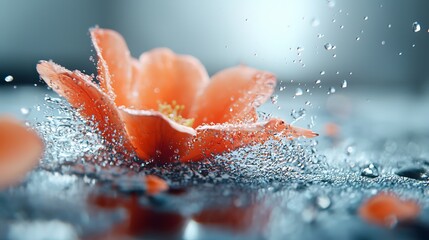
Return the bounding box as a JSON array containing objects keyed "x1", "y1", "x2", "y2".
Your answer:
[{"x1": 158, "y1": 101, "x2": 194, "y2": 127}]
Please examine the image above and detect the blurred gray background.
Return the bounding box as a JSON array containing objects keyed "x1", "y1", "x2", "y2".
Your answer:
[{"x1": 1, "y1": 0, "x2": 429, "y2": 93}]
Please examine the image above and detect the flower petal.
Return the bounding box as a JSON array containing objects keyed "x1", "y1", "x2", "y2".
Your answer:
[
  {"x1": 145, "y1": 175, "x2": 169, "y2": 195},
  {"x1": 90, "y1": 28, "x2": 134, "y2": 106},
  {"x1": 0, "y1": 117, "x2": 44, "y2": 189},
  {"x1": 359, "y1": 192, "x2": 420, "y2": 227},
  {"x1": 191, "y1": 66, "x2": 276, "y2": 126},
  {"x1": 181, "y1": 119, "x2": 317, "y2": 162},
  {"x1": 131, "y1": 48, "x2": 210, "y2": 116},
  {"x1": 36, "y1": 61, "x2": 134, "y2": 156},
  {"x1": 118, "y1": 107, "x2": 196, "y2": 163}
]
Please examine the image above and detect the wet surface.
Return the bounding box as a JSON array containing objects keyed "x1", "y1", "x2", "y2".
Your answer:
[{"x1": 0, "y1": 87, "x2": 429, "y2": 239}]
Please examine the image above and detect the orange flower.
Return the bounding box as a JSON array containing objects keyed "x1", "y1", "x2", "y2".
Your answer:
[
  {"x1": 37, "y1": 28, "x2": 317, "y2": 164},
  {"x1": 0, "y1": 116, "x2": 44, "y2": 189},
  {"x1": 359, "y1": 192, "x2": 420, "y2": 227}
]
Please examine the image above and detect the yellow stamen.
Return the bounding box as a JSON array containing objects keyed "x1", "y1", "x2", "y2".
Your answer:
[{"x1": 158, "y1": 101, "x2": 194, "y2": 127}]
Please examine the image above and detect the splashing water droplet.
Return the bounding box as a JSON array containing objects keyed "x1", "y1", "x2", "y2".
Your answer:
[
  {"x1": 311, "y1": 18, "x2": 320, "y2": 27},
  {"x1": 20, "y1": 107, "x2": 30, "y2": 116},
  {"x1": 295, "y1": 88, "x2": 303, "y2": 96},
  {"x1": 324, "y1": 43, "x2": 335, "y2": 50},
  {"x1": 270, "y1": 95, "x2": 279, "y2": 104},
  {"x1": 342, "y1": 80, "x2": 348, "y2": 88},
  {"x1": 412, "y1": 22, "x2": 421, "y2": 32},
  {"x1": 4, "y1": 75, "x2": 13, "y2": 82}
]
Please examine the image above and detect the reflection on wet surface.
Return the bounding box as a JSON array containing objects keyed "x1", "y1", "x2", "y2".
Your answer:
[{"x1": 0, "y1": 87, "x2": 429, "y2": 239}]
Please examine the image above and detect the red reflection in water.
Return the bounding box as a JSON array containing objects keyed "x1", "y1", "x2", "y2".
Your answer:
[
  {"x1": 193, "y1": 198, "x2": 271, "y2": 233},
  {"x1": 88, "y1": 194, "x2": 187, "y2": 239}
]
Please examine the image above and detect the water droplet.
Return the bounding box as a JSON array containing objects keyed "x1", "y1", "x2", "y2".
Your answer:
[
  {"x1": 305, "y1": 101, "x2": 312, "y2": 106},
  {"x1": 295, "y1": 88, "x2": 303, "y2": 96},
  {"x1": 328, "y1": 87, "x2": 336, "y2": 94},
  {"x1": 320, "y1": 71, "x2": 326, "y2": 75},
  {"x1": 364, "y1": 16, "x2": 369, "y2": 21},
  {"x1": 316, "y1": 195, "x2": 331, "y2": 209},
  {"x1": 396, "y1": 167, "x2": 428, "y2": 180},
  {"x1": 327, "y1": 0, "x2": 335, "y2": 8},
  {"x1": 297, "y1": 47, "x2": 304, "y2": 52},
  {"x1": 315, "y1": 79, "x2": 321, "y2": 84},
  {"x1": 346, "y1": 145, "x2": 355, "y2": 155},
  {"x1": 340, "y1": 25, "x2": 344, "y2": 29},
  {"x1": 356, "y1": 37, "x2": 360, "y2": 41},
  {"x1": 398, "y1": 52, "x2": 403, "y2": 56},
  {"x1": 317, "y1": 33, "x2": 325, "y2": 38},
  {"x1": 311, "y1": 18, "x2": 320, "y2": 27},
  {"x1": 412, "y1": 21, "x2": 421, "y2": 32},
  {"x1": 4, "y1": 75, "x2": 13, "y2": 82},
  {"x1": 20, "y1": 107, "x2": 30, "y2": 116},
  {"x1": 381, "y1": 40, "x2": 386, "y2": 45},
  {"x1": 324, "y1": 43, "x2": 334, "y2": 50},
  {"x1": 341, "y1": 80, "x2": 348, "y2": 88},
  {"x1": 388, "y1": 24, "x2": 392, "y2": 28},
  {"x1": 270, "y1": 95, "x2": 278, "y2": 104},
  {"x1": 412, "y1": 44, "x2": 416, "y2": 48},
  {"x1": 361, "y1": 164, "x2": 379, "y2": 178}
]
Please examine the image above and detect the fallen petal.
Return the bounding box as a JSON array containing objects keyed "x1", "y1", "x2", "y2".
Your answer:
[
  {"x1": 145, "y1": 175, "x2": 169, "y2": 195},
  {"x1": 0, "y1": 116, "x2": 44, "y2": 189},
  {"x1": 359, "y1": 192, "x2": 420, "y2": 227}
]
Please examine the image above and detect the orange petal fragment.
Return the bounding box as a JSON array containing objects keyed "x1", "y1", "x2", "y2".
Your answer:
[
  {"x1": 181, "y1": 119, "x2": 317, "y2": 162},
  {"x1": 36, "y1": 61, "x2": 134, "y2": 156},
  {"x1": 118, "y1": 108, "x2": 196, "y2": 163},
  {"x1": 0, "y1": 116, "x2": 44, "y2": 189},
  {"x1": 145, "y1": 175, "x2": 169, "y2": 195},
  {"x1": 90, "y1": 28, "x2": 133, "y2": 106},
  {"x1": 191, "y1": 66, "x2": 276, "y2": 126},
  {"x1": 359, "y1": 192, "x2": 420, "y2": 227}
]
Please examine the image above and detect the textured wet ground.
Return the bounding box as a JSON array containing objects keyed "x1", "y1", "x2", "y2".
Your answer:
[{"x1": 0, "y1": 86, "x2": 428, "y2": 240}]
